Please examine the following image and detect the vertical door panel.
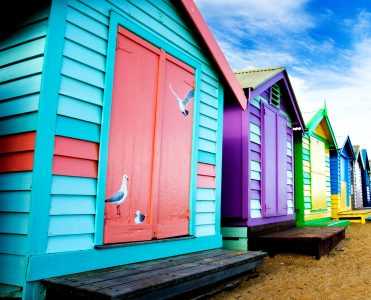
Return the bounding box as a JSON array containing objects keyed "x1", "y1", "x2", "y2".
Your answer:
[
  {"x1": 355, "y1": 163, "x2": 363, "y2": 208},
  {"x1": 311, "y1": 173, "x2": 327, "y2": 210},
  {"x1": 262, "y1": 105, "x2": 277, "y2": 217},
  {"x1": 310, "y1": 137, "x2": 327, "y2": 210},
  {"x1": 156, "y1": 57, "x2": 194, "y2": 239},
  {"x1": 277, "y1": 114, "x2": 288, "y2": 215},
  {"x1": 104, "y1": 31, "x2": 159, "y2": 244},
  {"x1": 340, "y1": 181, "x2": 347, "y2": 210}
]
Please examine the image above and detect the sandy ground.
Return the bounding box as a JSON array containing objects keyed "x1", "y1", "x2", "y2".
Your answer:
[{"x1": 212, "y1": 223, "x2": 371, "y2": 300}]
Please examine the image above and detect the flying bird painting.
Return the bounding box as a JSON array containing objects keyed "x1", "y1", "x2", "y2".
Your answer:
[
  {"x1": 105, "y1": 174, "x2": 129, "y2": 215},
  {"x1": 134, "y1": 210, "x2": 145, "y2": 224},
  {"x1": 169, "y1": 84, "x2": 194, "y2": 116}
]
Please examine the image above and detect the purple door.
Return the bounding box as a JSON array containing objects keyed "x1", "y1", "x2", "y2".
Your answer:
[{"x1": 262, "y1": 104, "x2": 287, "y2": 217}]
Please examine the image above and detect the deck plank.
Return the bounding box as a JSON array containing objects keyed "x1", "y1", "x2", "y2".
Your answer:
[
  {"x1": 43, "y1": 249, "x2": 266, "y2": 300},
  {"x1": 249, "y1": 224, "x2": 346, "y2": 260}
]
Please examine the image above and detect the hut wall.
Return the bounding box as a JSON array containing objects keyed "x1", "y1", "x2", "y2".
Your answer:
[
  {"x1": 296, "y1": 133, "x2": 332, "y2": 225},
  {"x1": 0, "y1": 6, "x2": 50, "y2": 294},
  {"x1": 247, "y1": 93, "x2": 294, "y2": 224},
  {"x1": 354, "y1": 158, "x2": 363, "y2": 208},
  {"x1": 0, "y1": 0, "x2": 226, "y2": 291}
]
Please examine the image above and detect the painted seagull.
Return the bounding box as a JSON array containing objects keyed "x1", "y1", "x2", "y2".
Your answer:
[
  {"x1": 169, "y1": 84, "x2": 194, "y2": 116},
  {"x1": 134, "y1": 210, "x2": 145, "y2": 224},
  {"x1": 105, "y1": 174, "x2": 129, "y2": 215}
]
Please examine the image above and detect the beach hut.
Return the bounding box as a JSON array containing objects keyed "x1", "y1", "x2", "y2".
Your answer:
[
  {"x1": 221, "y1": 67, "x2": 305, "y2": 249},
  {"x1": 352, "y1": 146, "x2": 364, "y2": 209},
  {"x1": 294, "y1": 106, "x2": 349, "y2": 227},
  {"x1": 329, "y1": 136, "x2": 356, "y2": 217},
  {"x1": 0, "y1": 1, "x2": 267, "y2": 298},
  {"x1": 361, "y1": 150, "x2": 371, "y2": 207}
]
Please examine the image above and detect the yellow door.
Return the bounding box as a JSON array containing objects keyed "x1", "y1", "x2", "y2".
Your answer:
[
  {"x1": 340, "y1": 181, "x2": 347, "y2": 211},
  {"x1": 310, "y1": 137, "x2": 327, "y2": 210}
]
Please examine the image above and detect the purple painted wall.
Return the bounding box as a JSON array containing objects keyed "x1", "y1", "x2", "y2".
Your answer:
[{"x1": 222, "y1": 72, "x2": 301, "y2": 227}]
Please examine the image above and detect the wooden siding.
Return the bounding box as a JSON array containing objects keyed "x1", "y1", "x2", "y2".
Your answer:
[
  {"x1": 249, "y1": 95, "x2": 294, "y2": 218},
  {"x1": 44, "y1": 0, "x2": 222, "y2": 252},
  {"x1": 0, "y1": 7, "x2": 49, "y2": 289},
  {"x1": 301, "y1": 134, "x2": 332, "y2": 221}
]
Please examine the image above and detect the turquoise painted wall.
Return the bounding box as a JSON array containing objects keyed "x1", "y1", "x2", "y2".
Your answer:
[
  {"x1": 0, "y1": 6, "x2": 49, "y2": 297},
  {"x1": 48, "y1": 0, "x2": 222, "y2": 253},
  {"x1": 1, "y1": 0, "x2": 226, "y2": 296}
]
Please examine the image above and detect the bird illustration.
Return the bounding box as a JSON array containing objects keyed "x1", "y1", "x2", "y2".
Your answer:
[
  {"x1": 105, "y1": 174, "x2": 129, "y2": 215},
  {"x1": 169, "y1": 84, "x2": 194, "y2": 116},
  {"x1": 134, "y1": 210, "x2": 145, "y2": 224}
]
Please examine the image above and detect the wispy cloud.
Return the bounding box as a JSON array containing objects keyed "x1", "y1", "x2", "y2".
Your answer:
[{"x1": 195, "y1": 1, "x2": 371, "y2": 150}]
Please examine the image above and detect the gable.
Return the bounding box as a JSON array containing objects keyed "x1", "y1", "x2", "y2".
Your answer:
[{"x1": 313, "y1": 119, "x2": 332, "y2": 141}]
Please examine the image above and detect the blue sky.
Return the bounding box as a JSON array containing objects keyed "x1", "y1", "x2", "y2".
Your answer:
[{"x1": 195, "y1": 0, "x2": 371, "y2": 153}]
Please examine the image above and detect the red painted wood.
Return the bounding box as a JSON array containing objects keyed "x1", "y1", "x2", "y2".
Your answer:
[
  {"x1": 180, "y1": 0, "x2": 247, "y2": 109},
  {"x1": 104, "y1": 29, "x2": 159, "y2": 244},
  {"x1": 198, "y1": 163, "x2": 216, "y2": 177},
  {"x1": 0, "y1": 152, "x2": 34, "y2": 172},
  {"x1": 54, "y1": 136, "x2": 99, "y2": 161},
  {"x1": 197, "y1": 175, "x2": 215, "y2": 188},
  {"x1": 156, "y1": 56, "x2": 194, "y2": 239},
  {"x1": 0, "y1": 132, "x2": 35, "y2": 154},
  {"x1": 52, "y1": 155, "x2": 97, "y2": 178}
]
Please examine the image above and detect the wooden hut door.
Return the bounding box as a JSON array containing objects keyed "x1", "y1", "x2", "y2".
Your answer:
[
  {"x1": 104, "y1": 29, "x2": 193, "y2": 244},
  {"x1": 340, "y1": 156, "x2": 349, "y2": 208},
  {"x1": 355, "y1": 161, "x2": 363, "y2": 208},
  {"x1": 103, "y1": 30, "x2": 160, "y2": 244},
  {"x1": 155, "y1": 57, "x2": 194, "y2": 239},
  {"x1": 262, "y1": 105, "x2": 287, "y2": 217},
  {"x1": 310, "y1": 137, "x2": 327, "y2": 210}
]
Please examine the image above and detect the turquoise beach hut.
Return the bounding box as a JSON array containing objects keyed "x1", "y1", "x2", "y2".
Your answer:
[{"x1": 0, "y1": 1, "x2": 266, "y2": 298}]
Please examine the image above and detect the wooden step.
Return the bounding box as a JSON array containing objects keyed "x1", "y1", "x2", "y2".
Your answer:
[
  {"x1": 42, "y1": 249, "x2": 266, "y2": 300},
  {"x1": 338, "y1": 209, "x2": 371, "y2": 224},
  {"x1": 249, "y1": 225, "x2": 346, "y2": 260}
]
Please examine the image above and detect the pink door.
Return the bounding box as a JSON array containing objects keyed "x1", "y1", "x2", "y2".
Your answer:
[
  {"x1": 104, "y1": 30, "x2": 159, "y2": 244},
  {"x1": 104, "y1": 28, "x2": 194, "y2": 244},
  {"x1": 155, "y1": 56, "x2": 194, "y2": 239}
]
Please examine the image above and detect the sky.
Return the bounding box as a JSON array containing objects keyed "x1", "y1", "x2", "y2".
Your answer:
[{"x1": 194, "y1": 0, "x2": 371, "y2": 154}]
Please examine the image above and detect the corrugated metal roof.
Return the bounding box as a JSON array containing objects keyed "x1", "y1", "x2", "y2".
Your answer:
[{"x1": 234, "y1": 67, "x2": 285, "y2": 90}]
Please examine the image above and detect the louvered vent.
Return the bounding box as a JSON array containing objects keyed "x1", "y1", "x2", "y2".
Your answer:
[{"x1": 270, "y1": 84, "x2": 281, "y2": 108}]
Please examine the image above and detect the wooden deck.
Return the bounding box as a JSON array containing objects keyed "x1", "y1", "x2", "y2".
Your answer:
[
  {"x1": 42, "y1": 249, "x2": 266, "y2": 300},
  {"x1": 338, "y1": 209, "x2": 371, "y2": 224},
  {"x1": 249, "y1": 221, "x2": 346, "y2": 260}
]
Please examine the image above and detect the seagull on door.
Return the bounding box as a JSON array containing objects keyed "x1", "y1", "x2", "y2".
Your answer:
[
  {"x1": 105, "y1": 174, "x2": 129, "y2": 215},
  {"x1": 169, "y1": 84, "x2": 194, "y2": 116},
  {"x1": 134, "y1": 210, "x2": 145, "y2": 224}
]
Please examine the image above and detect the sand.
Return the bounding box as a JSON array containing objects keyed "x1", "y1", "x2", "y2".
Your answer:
[{"x1": 212, "y1": 223, "x2": 371, "y2": 300}]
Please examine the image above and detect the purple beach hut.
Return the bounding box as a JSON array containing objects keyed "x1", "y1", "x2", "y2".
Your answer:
[{"x1": 221, "y1": 67, "x2": 305, "y2": 250}]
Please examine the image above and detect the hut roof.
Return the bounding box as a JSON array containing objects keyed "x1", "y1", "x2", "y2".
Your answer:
[
  {"x1": 234, "y1": 67, "x2": 285, "y2": 90},
  {"x1": 336, "y1": 135, "x2": 356, "y2": 160},
  {"x1": 306, "y1": 106, "x2": 338, "y2": 150},
  {"x1": 181, "y1": 0, "x2": 247, "y2": 109},
  {"x1": 233, "y1": 66, "x2": 304, "y2": 129}
]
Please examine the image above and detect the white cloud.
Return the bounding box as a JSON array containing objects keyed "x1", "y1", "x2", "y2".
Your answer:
[
  {"x1": 195, "y1": 0, "x2": 313, "y2": 37},
  {"x1": 290, "y1": 37, "x2": 371, "y2": 150},
  {"x1": 195, "y1": 1, "x2": 371, "y2": 152}
]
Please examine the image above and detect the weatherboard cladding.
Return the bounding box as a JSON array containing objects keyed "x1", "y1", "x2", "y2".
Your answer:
[
  {"x1": 0, "y1": 6, "x2": 49, "y2": 289},
  {"x1": 222, "y1": 69, "x2": 296, "y2": 227},
  {"x1": 295, "y1": 119, "x2": 333, "y2": 226},
  {"x1": 248, "y1": 95, "x2": 294, "y2": 221},
  {"x1": 361, "y1": 150, "x2": 371, "y2": 207},
  {"x1": 353, "y1": 147, "x2": 363, "y2": 208},
  {"x1": 46, "y1": 0, "x2": 222, "y2": 253},
  {"x1": 0, "y1": 0, "x2": 228, "y2": 293}
]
